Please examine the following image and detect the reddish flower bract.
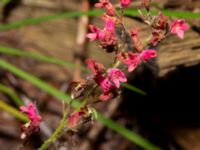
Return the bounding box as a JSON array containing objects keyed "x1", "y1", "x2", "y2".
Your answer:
[
  {"x1": 20, "y1": 103, "x2": 42, "y2": 126},
  {"x1": 170, "y1": 19, "x2": 189, "y2": 39}
]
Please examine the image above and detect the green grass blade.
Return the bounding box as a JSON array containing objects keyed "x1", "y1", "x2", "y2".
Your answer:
[
  {"x1": 0, "y1": 0, "x2": 11, "y2": 6},
  {"x1": 97, "y1": 113, "x2": 160, "y2": 150},
  {"x1": 0, "y1": 10, "x2": 102, "y2": 31},
  {"x1": 0, "y1": 45, "x2": 87, "y2": 71},
  {"x1": 161, "y1": 9, "x2": 200, "y2": 18},
  {"x1": 0, "y1": 100, "x2": 28, "y2": 122},
  {"x1": 0, "y1": 59, "x2": 160, "y2": 150},
  {"x1": 0, "y1": 59, "x2": 76, "y2": 105},
  {"x1": 125, "y1": 9, "x2": 200, "y2": 19},
  {"x1": 122, "y1": 83, "x2": 147, "y2": 96},
  {"x1": 0, "y1": 45, "x2": 146, "y2": 95},
  {"x1": 0, "y1": 9, "x2": 199, "y2": 31},
  {"x1": 0, "y1": 83, "x2": 24, "y2": 106}
]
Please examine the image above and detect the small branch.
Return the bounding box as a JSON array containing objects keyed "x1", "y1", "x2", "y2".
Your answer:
[{"x1": 73, "y1": 0, "x2": 89, "y2": 81}]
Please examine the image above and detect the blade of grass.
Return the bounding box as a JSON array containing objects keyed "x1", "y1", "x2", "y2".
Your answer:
[
  {"x1": 0, "y1": 10, "x2": 103, "y2": 31},
  {"x1": 122, "y1": 83, "x2": 147, "y2": 96},
  {"x1": 0, "y1": 59, "x2": 160, "y2": 150},
  {"x1": 0, "y1": 9, "x2": 199, "y2": 31},
  {"x1": 0, "y1": 45, "x2": 146, "y2": 95},
  {"x1": 0, "y1": 0, "x2": 11, "y2": 6},
  {"x1": 97, "y1": 113, "x2": 160, "y2": 150},
  {"x1": 0, "y1": 83, "x2": 24, "y2": 106},
  {"x1": 161, "y1": 9, "x2": 200, "y2": 19},
  {"x1": 0, "y1": 100, "x2": 28, "y2": 122},
  {"x1": 0, "y1": 45, "x2": 87, "y2": 71},
  {"x1": 125, "y1": 9, "x2": 200, "y2": 19},
  {"x1": 0, "y1": 59, "x2": 79, "y2": 106}
]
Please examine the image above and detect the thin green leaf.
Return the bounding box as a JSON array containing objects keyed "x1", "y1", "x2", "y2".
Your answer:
[
  {"x1": 0, "y1": 10, "x2": 102, "y2": 31},
  {"x1": 0, "y1": 9, "x2": 199, "y2": 31},
  {"x1": 0, "y1": 0, "x2": 11, "y2": 6},
  {"x1": 0, "y1": 59, "x2": 80, "y2": 107},
  {"x1": 0, "y1": 59, "x2": 160, "y2": 150},
  {"x1": 97, "y1": 113, "x2": 160, "y2": 150},
  {"x1": 0, "y1": 45, "x2": 87, "y2": 71},
  {"x1": 0, "y1": 45, "x2": 146, "y2": 95},
  {"x1": 0, "y1": 83, "x2": 24, "y2": 106},
  {"x1": 0, "y1": 100, "x2": 28, "y2": 122},
  {"x1": 161, "y1": 9, "x2": 200, "y2": 19},
  {"x1": 122, "y1": 83, "x2": 147, "y2": 96},
  {"x1": 125, "y1": 9, "x2": 200, "y2": 19}
]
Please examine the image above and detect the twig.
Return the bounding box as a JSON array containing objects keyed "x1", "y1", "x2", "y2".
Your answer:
[{"x1": 73, "y1": 0, "x2": 89, "y2": 81}]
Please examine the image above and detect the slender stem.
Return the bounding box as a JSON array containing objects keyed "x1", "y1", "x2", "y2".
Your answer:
[
  {"x1": 62, "y1": 100, "x2": 65, "y2": 117},
  {"x1": 79, "y1": 84, "x2": 98, "y2": 109},
  {"x1": 39, "y1": 110, "x2": 68, "y2": 150}
]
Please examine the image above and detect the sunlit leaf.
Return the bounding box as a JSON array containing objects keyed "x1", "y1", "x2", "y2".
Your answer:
[
  {"x1": 0, "y1": 100, "x2": 28, "y2": 122},
  {"x1": 0, "y1": 0, "x2": 12, "y2": 6},
  {"x1": 0, "y1": 83, "x2": 24, "y2": 106}
]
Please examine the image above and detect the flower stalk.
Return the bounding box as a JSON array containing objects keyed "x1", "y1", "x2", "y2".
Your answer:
[{"x1": 17, "y1": 0, "x2": 189, "y2": 149}]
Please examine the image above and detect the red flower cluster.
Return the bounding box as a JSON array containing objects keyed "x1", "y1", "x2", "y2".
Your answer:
[
  {"x1": 95, "y1": 0, "x2": 115, "y2": 16},
  {"x1": 84, "y1": 0, "x2": 189, "y2": 126},
  {"x1": 120, "y1": 0, "x2": 131, "y2": 8},
  {"x1": 20, "y1": 103, "x2": 42, "y2": 126},
  {"x1": 86, "y1": 59, "x2": 127, "y2": 101},
  {"x1": 170, "y1": 19, "x2": 189, "y2": 39},
  {"x1": 19, "y1": 103, "x2": 42, "y2": 139},
  {"x1": 85, "y1": 0, "x2": 161, "y2": 101},
  {"x1": 117, "y1": 50, "x2": 157, "y2": 72},
  {"x1": 87, "y1": 14, "x2": 116, "y2": 51}
]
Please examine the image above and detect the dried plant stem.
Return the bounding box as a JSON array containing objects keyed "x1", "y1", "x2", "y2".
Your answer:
[{"x1": 73, "y1": 0, "x2": 89, "y2": 80}]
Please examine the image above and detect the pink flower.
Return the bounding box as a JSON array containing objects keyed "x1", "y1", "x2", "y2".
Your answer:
[
  {"x1": 108, "y1": 68, "x2": 127, "y2": 88},
  {"x1": 95, "y1": 14, "x2": 117, "y2": 48},
  {"x1": 170, "y1": 19, "x2": 189, "y2": 39},
  {"x1": 117, "y1": 52, "x2": 141, "y2": 72},
  {"x1": 141, "y1": 49, "x2": 157, "y2": 61},
  {"x1": 125, "y1": 52, "x2": 141, "y2": 72},
  {"x1": 104, "y1": 18, "x2": 115, "y2": 31},
  {"x1": 96, "y1": 76, "x2": 117, "y2": 101},
  {"x1": 95, "y1": 0, "x2": 109, "y2": 8},
  {"x1": 87, "y1": 25, "x2": 105, "y2": 41},
  {"x1": 20, "y1": 103, "x2": 42, "y2": 126},
  {"x1": 117, "y1": 50, "x2": 157, "y2": 72},
  {"x1": 96, "y1": 76, "x2": 115, "y2": 93},
  {"x1": 120, "y1": 0, "x2": 131, "y2": 8},
  {"x1": 95, "y1": 0, "x2": 115, "y2": 16},
  {"x1": 87, "y1": 14, "x2": 116, "y2": 49},
  {"x1": 86, "y1": 59, "x2": 122, "y2": 101}
]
